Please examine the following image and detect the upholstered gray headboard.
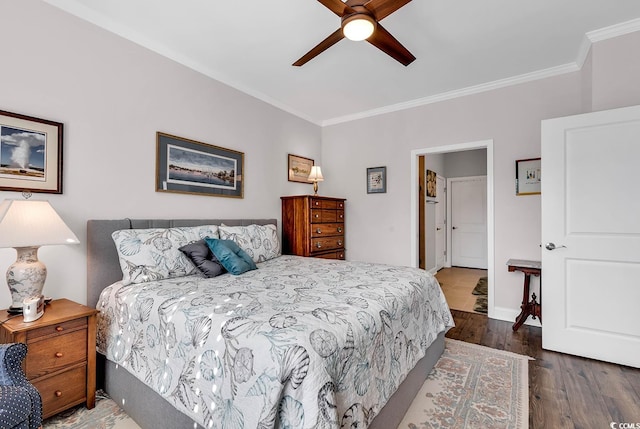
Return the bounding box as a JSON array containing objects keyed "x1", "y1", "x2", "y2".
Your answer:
[{"x1": 86, "y1": 218, "x2": 277, "y2": 309}]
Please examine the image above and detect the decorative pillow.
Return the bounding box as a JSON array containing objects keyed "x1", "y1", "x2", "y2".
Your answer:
[
  {"x1": 112, "y1": 225, "x2": 220, "y2": 285},
  {"x1": 179, "y1": 240, "x2": 226, "y2": 278},
  {"x1": 205, "y1": 238, "x2": 257, "y2": 275},
  {"x1": 218, "y1": 224, "x2": 280, "y2": 263}
]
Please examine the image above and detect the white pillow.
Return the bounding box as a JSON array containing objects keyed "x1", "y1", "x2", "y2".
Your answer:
[
  {"x1": 218, "y1": 224, "x2": 280, "y2": 263},
  {"x1": 112, "y1": 225, "x2": 219, "y2": 285}
]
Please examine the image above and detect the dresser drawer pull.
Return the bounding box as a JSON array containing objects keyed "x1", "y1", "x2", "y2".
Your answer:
[
  {"x1": 337, "y1": 227, "x2": 342, "y2": 233},
  {"x1": 316, "y1": 228, "x2": 322, "y2": 234},
  {"x1": 55, "y1": 352, "x2": 63, "y2": 358},
  {"x1": 55, "y1": 390, "x2": 62, "y2": 397},
  {"x1": 316, "y1": 243, "x2": 322, "y2": 248},
  {"x1": 338, "y1": 214, "x2": 344, "y2": 219},
  {"x1": 55, "y1": 326, "x2": 64, "y2": 332},
  {"x1": 337, "y1": 241, "x2": 343, "y2": 246},
  {"x1": 314, "y1": 214, "x2": 319, "y2": 218},
  {"x1": 315, "y1": 201, "x2": 320, "y2": 206}
]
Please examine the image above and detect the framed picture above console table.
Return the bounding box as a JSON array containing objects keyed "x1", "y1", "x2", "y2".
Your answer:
[{"x1": 281, "y1": 195, "x2": 346, "y2": 260}]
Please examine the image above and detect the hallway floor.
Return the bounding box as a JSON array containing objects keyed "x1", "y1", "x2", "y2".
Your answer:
[{"x1": 435, "y1": 267, "x2": 488, "y2": 313}]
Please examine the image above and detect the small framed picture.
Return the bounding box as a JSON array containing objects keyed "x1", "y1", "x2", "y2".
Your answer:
[
  {"x1": 288, "y1": 154, "x2": 314, "y2": 183},
  {"x1": 156, "y1": 132, "x2": 244, "y2": 198},
  {"x1": 367, "y1": 166, "x2": 387, "y2": 194},
  {"x1": 516, "y1": 157, "x2": 541, "y2": 195},
  {"x1": 0, "y1": 110, "x2": 64, "y2": 194},
  {"x1": 426, "y1": 169, "x2": 437, "y2": 198}
]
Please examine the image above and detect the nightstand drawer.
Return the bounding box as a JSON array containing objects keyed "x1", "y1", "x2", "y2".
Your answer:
[
  {"x1": 26, "y1": 317, "x2": 87, "y2": 340},
  {"x1": 35, "y1": 365, "x2": 87, "y2": 418},
  {"x1": 26, "y1": 329, "x2": 87, "y2": 379}
]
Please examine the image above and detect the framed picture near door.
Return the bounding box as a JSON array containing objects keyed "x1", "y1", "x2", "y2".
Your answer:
[{"x1": 516, "y1": 157, "x2": 541, "y2": 195}]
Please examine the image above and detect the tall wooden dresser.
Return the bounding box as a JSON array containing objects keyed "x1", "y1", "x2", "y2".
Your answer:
[{"x1": 281, "y1": 195, "x2": 346, "y2": 260}]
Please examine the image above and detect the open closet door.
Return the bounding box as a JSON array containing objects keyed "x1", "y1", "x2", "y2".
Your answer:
[{"x1": 541, "y1": 105, "x2": 640, "y2": 368}]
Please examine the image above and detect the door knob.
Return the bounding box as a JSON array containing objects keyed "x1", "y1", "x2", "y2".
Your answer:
[
  {"x1": 436, "y1": 227, "x2": 441, "y2": 231},
  {"x1": 545, "y1": 242, "x2": 567, "y2": 251},
  {"x1": 452, "y1": 226, "x2": 457, "y2": 230}
]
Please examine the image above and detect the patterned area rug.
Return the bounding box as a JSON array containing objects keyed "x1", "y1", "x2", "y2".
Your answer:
[
  {"x1": 43, "y1": 339, "x2": 529, "y2": 429},
  {"x1": 42, "y1": 391, "x2": 140, "y2": 429},
  {"x1": 399, "y1": 338, "x2": 530, "y2": 429}
]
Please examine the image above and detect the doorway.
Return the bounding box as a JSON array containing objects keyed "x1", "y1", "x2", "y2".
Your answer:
[{"x1": 411, "y1": 140, "x2": 494, "y2": 317}]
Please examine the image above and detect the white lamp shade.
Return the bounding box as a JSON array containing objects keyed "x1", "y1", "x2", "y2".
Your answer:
[
  {"x1": 342, "y1": 16, "x2": 375, "y2": 41},
  {"x1": 308, "y1": 166, "x2": 324, "y2": 182},
  {"x1": 0, "y1": 199, "x2": 80, "y2": 248}
]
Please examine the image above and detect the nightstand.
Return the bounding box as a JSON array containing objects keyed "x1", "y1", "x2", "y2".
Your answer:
[{"x1": 0, "y1": 298, "x2": 98, "y2": 419}]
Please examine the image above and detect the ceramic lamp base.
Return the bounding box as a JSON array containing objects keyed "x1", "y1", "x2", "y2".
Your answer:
[{"x1": 6, "y1": 246, "x2": 46, "y2": 309}]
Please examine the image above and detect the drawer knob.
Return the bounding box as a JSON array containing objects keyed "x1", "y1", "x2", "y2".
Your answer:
[
  {"x1": 316, "y1": 228, "x2": 322, "y2": 234},
  {"x1": 337, "y1": 227, "x2": 342, "y2": 233},
  {"x1": 55, "y1": 352, "x2": 63, "y2": 358},
  {"x1": 55, "y1": 390, "x2": 62, "y2": 397},
  {"x1": 337, "y1": 241, "x2": 343, "y2": 246},
  {"x1": 316, "y1": 243, "x2": 322, "y2": 248},
  {"x1": 339, "y1": 214, "x2": 343, "y2": 219},
  {"x1": 55, "y1": 326, "x2": 64, "y2": 332},
  {"x1": 314, "y1": 214, "x2": 319, "y2": 218},
  {"x1": 315, "y1": 201, "x2": 320, "y2": 206}
]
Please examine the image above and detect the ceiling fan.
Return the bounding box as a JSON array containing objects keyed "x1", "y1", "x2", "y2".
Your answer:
[{"x1": 293, "y1": 0, "x2": 415, "y2": 67}]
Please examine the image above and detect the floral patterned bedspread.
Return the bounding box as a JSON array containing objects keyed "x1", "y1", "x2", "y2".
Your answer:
[{"x1": 96, "y1": 255, "x2": 454, "y2": 429}]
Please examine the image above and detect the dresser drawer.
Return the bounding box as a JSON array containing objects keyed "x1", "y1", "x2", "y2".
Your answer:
[
  {"x1": 34, "y1": 365, "x2": 87, "y2": 418},
  {"x1": 311, "y1": 236, "x2": 344, "y2": 252},
  {"x1": 310, "y1": 209, "x2": 337, "y2": 223},
  {"x1": 315, "y1": 250, "x2": 346, "y2": 260},
  {"x1": 26, "y1": 329, "x2": 88, "y2": 379},
  {"x1": 310, "y1": 198, "x2": 344, "y2": 209},
  {"x1": 311, "y1": 223, "x2": 344, "y2": 237}
]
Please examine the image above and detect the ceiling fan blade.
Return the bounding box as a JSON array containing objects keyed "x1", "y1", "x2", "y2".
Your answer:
[
  {"x1": 364, "y1": 0, "x2": 412, "y2": 20},
  {"x1": 367, "y1": 23, "x2": 415, "y2": 66},
  {"x1": 293, "y1": 29, "x2": 345, "y2": 66},
  {"x1": 317, "y1": 0, "x2": 356, "y2": 17}
]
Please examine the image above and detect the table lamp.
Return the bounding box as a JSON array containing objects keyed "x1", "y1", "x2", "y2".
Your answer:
[
  {"x1": 308, "y1": 166, "x2": 324, "y2": 196},
  {"x1": 0, "y1": 199, "x2": 79, "y2": 310}
]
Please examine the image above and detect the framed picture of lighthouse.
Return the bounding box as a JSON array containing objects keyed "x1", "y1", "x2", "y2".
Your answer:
[{"x1": 0, "y1": 110, "x2": 63, "y2": 194}]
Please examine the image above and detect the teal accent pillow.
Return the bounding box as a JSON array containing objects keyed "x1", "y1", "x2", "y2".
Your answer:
[{"x1": 205, "y1": 238, "x2": 257, "y2": 275}]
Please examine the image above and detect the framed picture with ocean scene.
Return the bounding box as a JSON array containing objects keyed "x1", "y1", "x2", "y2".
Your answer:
[
  {"x1": 0, "y1": 109, "x2": 63, "y2": 194},
  {"x1": 156, "y1": 132, "x2": 244, "y2": 198}
]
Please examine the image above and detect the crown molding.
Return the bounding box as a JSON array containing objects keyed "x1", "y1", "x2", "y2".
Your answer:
[
  {"x1": 323, "y1": 19, "x2": 640, "y2": 126},
  {"x1": 42, "y1": 0, "x2": 322, "y2": 126},
  {"x1": 586, "y1": 17, "x2": 640, "y2": 42},
  {"x1": 322, "y1": 63, "x2": 579, "y2": 126}
]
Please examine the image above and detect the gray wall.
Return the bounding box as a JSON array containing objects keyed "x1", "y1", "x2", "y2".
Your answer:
[
  {"x1": 0, "y1": 0, "x2": 322, "y2": 307},
  {"x1": 321, "y1": 30, "x2": 640, "y2": 321}
]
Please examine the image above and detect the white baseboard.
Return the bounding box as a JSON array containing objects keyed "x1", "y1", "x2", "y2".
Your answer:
[{"x1": 489, "y1": 306, "x2": 542, "y2": 328}]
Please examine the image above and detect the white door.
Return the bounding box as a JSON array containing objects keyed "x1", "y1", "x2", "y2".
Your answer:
[
  {"x1": 435, "y1": 175, "x2": 446, "y2": 270},
  {"x1": 541, "y1": 104, "x2": 640, "y2": 368},
  {"x1": 450, "y1": 176, "x2": 487, "y2": 269}
]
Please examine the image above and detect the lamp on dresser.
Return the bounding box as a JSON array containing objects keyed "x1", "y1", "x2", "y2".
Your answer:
[
  {"x1": 308, "y1": 166, "x2": 324, "y2": 196},
  {"x1": 0, "y1": 199, "x2": 79, "y2": 310}
]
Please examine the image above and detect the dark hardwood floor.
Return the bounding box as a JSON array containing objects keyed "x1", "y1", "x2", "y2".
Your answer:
[{"x1": 446, "y1": 310, "x2": 640, "y2": 429}]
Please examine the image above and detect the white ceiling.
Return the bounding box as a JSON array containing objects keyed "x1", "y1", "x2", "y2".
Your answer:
[{"x1": 43, "y1": 0, "x2": 640, "y2": 125}]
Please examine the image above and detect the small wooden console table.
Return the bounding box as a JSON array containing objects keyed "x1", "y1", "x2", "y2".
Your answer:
[{"x1": 507, "y1": 259, "x2": 542, "y2": 331}]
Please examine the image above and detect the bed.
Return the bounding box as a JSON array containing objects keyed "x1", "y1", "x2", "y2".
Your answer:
[{"x1": 87, "y1": 218, "x2": 453, "y2": 429}]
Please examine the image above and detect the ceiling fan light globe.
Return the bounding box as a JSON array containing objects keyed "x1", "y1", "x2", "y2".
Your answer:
[{"x1": 342, "y1": 15, "x2": 375, "y2": 41}]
